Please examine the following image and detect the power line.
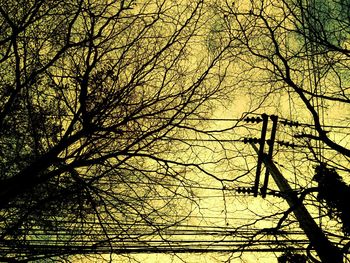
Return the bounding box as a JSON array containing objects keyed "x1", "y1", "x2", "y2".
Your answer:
[{"x1": 7, "y1": 111, "x2": 349, "y2": 129}]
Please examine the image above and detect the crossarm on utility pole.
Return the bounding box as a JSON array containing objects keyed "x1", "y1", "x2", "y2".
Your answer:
[
  {"x1": 261, "y1": 115, "x2": 278, "y2": 198},
  {"x1": 251, "y1": 144, "x2": 343, "y2": 263}
]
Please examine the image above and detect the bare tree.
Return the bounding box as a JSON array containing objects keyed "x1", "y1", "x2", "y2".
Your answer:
[
  {"x1": 208, "y1": 0, "x2": 350, "y2": 261},
  {"x1": 218, "y1": 0, "x2": 350, "y2": 157},
  {"x1": 0, "y1": 0, "x2": 231, "y2": 261}
]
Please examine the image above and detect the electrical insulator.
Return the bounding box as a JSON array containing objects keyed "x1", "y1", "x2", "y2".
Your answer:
[
  {"x1": 244, "y1": 116, "x2": 262, "y2": 123},
  {"x1": 277, "y1": 140, "x2": 297, "y2": 148},
  {"x1": 253, "y1": 138, "x2": 260, "y2": 144},
  {"x1": 292, "y1": 121, "x2": 300, "y2": 127},
  {"x1": 242, "y1": 137, "x2": 260, "y2": 144},
  {"x1": 236, "y1": 187, "x2": 254, "y2": 194},
  {"x1": 269, "y1": 190, "x2": 283, "y2": 197},
  {"x1": 280, "y1": 119, "x2": 300, "y2": 127},
  {"x1": 280, "y1": 119, "x2": 288, "y2": 126}
]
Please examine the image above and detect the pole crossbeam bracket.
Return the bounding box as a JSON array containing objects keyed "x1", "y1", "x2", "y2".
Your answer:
[
  {"x1": 261, "y1": 115, "x2": 278, "y2": 198},
  {"x1": 253, "y1": 114, "x2": 268, "y2": 197}
]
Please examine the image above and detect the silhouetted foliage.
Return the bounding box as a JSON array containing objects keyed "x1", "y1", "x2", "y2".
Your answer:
[
  {"x1": 314, "y1": 164, "x2": 350, "y2": 235},
  {"x1": 278, "y1": 249, "x2": 307, "y2": 263}
]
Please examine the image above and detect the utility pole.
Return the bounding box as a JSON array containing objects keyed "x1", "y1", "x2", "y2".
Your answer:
[
  {"x1": 253, "y1": 114, "x2": 268, "y2": 197},
  {"x1": 250, "y1": 114, "x2": 343, "y2": 263}
]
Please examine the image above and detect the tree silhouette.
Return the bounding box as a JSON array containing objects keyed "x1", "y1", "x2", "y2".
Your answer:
[
  {"x1": 211, "y1": 0, "x2": 350, "y2": 261},
  {"x1": 0, "y1": 0, "x2": 231, "y2": 261},
  {"x1": 2, "y1": 0, "x2": 350, "y2": 262}
]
